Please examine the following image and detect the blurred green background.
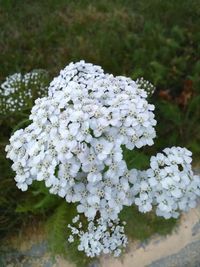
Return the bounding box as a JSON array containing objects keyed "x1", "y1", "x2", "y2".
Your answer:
[{"x1": 0, "y1": 0, "x2": 200, "y2": 266}]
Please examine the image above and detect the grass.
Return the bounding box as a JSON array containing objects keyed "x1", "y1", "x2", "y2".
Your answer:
[
  {"x1": 0, "y1": 0, "x2": 200, "y2": 266},
  {"x1": 0, "y1": 0, "x2": 200, "y2": 87}
]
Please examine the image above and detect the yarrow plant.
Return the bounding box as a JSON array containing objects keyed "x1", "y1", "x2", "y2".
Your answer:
[
  {"x1": 0, "y1": 69, "x2": 49, "y2": 114},
  {"x1": 5, "y1": 61, "x2": 200, "y2": 257}
]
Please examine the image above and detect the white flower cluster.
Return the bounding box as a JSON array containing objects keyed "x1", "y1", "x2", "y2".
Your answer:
[
  {"x1": 133, "y1": 147, "x2": 200, "y2": 219},
  {"x1": 5, "y1": 61, "x2": 200, "y2": 257},
  {"x1": 68, "y1": 215, "x2": 127, "y2": 257},
  {"x1": 48, "y1": 60, "x2": 104, "y2": 96},
  {"x1": 136, "y1": 77, "x2": 155, "y2": 96},
  {"x1": 0, "y1": 70, "x2": 49, "y2": 114}
]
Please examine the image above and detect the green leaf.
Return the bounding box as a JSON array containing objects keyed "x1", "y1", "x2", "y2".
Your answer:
[
  {"x1": 123, "y1": 148, "x2": 149, "y2": 170},
  {"x1": 12, "y1": 118, "x2": 31, "y2": 134}
]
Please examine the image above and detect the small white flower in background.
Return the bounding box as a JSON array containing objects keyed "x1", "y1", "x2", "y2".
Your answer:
[
  {"x1": 0, "y1": 69, "x2": 49, "y2": 114},
  {"x1": 136, "y1": 77, "x2": 156, "y2": 96},
  {"x1": 5, "y1": 60, "x2": 200, "y2": 257}
]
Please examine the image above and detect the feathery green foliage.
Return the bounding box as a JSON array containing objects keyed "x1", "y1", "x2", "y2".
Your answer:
[
  {"x1": 120, "y1": 206, "x2": 177, "y2": 241},
  {"x1": 46, "y1": 203, "x2": 93, "y2": 267}
]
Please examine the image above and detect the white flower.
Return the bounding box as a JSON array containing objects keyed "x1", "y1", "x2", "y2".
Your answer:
[
  {"x1": 91, "y1": 138, "x2": 113, "y2": 161},
  {"x1": 68, "y1": 217, "x2": 127, "y2": 257},
  {"x1": 6, "y1": 60, "x2": 199, "y2": 258},
  {"x1": 136, "y1": 77, "x2": 155, "y2": 96},
  {"x1": 135, "y1": 147, "x2": 200, "y2": 219},
  {"x1": 0, "y1": 70, "x2": 49, "y2": 114}
]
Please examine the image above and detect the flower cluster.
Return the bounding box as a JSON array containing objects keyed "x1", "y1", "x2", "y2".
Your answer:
[
  {"x1": 48, "y1": 60, "x2": 104, "y2": 96},
  {"x1": 5, "y1": 61, "x2": 200, "y2": 257},
  {"x1": 0, "y1": 70, "x2": 49, "y2": 114},
  {"x1": 136, "y1": 77, "x2": 155, "y2": 96},
  {"x1": 133, "y1": 147, "x2": 200, "y2": 219},
  {"x1": 68, "y1": 216, "x2": 127, "y2": 257}
]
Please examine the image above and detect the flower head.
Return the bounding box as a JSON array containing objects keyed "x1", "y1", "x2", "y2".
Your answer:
[{"x1": 6, "y1": 61, "x2": 199, "y2": 257}]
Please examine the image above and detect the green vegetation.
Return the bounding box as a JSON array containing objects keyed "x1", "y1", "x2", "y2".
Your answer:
[
  {"x1": 120, "y1": 206, "x2": 177, "y2": 241},
  {"x1": 0, "y1": 0, "x2": 200, "y2": 266}
]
